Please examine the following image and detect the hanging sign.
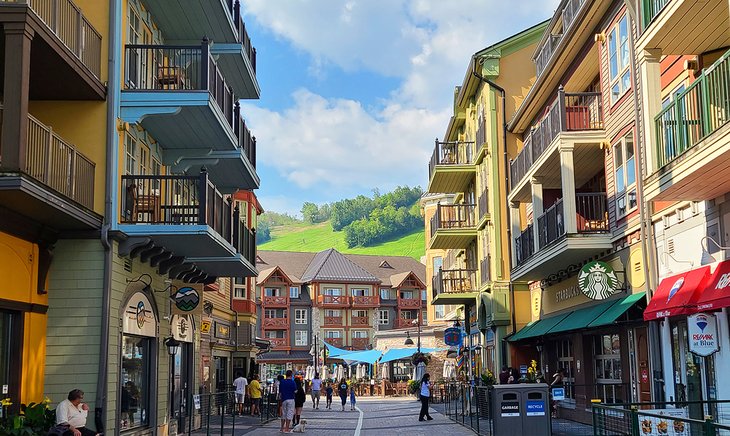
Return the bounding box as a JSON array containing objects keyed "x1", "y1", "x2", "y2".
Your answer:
[
  {"x1": 201, "y1": 319, "x2": 212, "y2": 334},
  {"x1": 687, "y1": 313, "x2": 719, "y2": 356},
  {"x1": 578, "y1": 261, "x2": 620, "y2": 300},
  {"x1": 171, "y1": 315, "x2": 194, "y2": 343},
  {"x1": 174, "y1": 286, "x2": 200, "y2": 312},
  {"x1": 123, "y1": 291, "x2": 157, "y2": 337},
  {"x1": 444, "y1": 327, "x2": 462, "y2": 347}
]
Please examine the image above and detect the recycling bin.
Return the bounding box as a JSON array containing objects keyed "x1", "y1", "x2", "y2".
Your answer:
[{"x1": 522, "y1": 385, "x2": 550, "y2": 435}]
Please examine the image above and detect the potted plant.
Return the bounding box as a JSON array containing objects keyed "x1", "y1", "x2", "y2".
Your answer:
[
  {"x1": 411, "y1": 352, "x2": 431, "y2": 366},
  {"x1": 480, "y1": 370, "x2": 496, "y2": 386}
]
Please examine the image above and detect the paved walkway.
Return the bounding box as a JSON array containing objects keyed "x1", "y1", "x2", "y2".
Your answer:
[{"x1": 243, "y1": 396, "x2": 476, "y2": 435}]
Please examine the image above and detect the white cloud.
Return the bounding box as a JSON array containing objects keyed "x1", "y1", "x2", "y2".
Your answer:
[{"x1": 241, "y1": 0, "x2": 559, "y2": 200}]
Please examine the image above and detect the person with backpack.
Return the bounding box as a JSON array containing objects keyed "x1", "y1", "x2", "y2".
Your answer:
[
  {"x1": 337, "y1": 378, "x2": 348, "y2": 412},
  {"x1": 418, "y1": 373, "x2": 434, "y2": 422}
]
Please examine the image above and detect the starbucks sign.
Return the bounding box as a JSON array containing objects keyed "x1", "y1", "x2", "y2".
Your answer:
[{"x1": 578, "y1": 261, "x2": 619, "y2": 300}]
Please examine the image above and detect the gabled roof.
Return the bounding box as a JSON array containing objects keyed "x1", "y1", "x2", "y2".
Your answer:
[
  {"x1": 256, "y1": 251, "x2": 316, "y2": 285},
  {"x1": 389, "y1": 271, "x2": 426, "y2": 289},
  {"x1": 347, "y1": 253, "x2": 426, "y2": 286},
  {"x1": 301, "y1": 249, "x2": 380, "y2": 283},
  {"x1": 258, "y1": 266, "x2": 299, "y2": 285}
]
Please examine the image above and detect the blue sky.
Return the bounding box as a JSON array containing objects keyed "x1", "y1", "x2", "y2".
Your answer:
[{"x1": 240, "y1": 1, "x2": 559, "y2": 216}]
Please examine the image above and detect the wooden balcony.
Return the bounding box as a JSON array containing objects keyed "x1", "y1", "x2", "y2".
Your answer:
[
  {"x1": 427, "y1": 139, "x2": 476, "y2": 193},
  {"x1": 351, "y1": 337, "x2": 369, "y2": 350},
  {"x1": 395, "y1": 318, "x2": 418, "y2": 329},
  {"x1": 428, "y1": 203, "x2": 477, "y2": 250},
  {"x1": 317, "y1": 295, "x2": 350, "y2": 308},
  {"x1": 432, "y1": 268, "x2": 479, "y2": 305},
  {"x1": 268, "y1": 337, "x2": 289, "y2": 349},
  {"x1": 351, "y1": 316, "x2": 370, "y2": 327},
  {"x1": 323, "y1": 316, "x2": 343, "y2": 327},
  {"x1": 262, "y1": 296, "x2": 289, "y2": 308},
  {"x1": 324, "y1": 337, "x2": 343, "y2": 348},
  {"x1": 351, "y1": 295, "x2": 379, "y2": 308},
  {"x1": 262, "y1": 317, "x2": 288, "y2": 328},
  {"x1": 0, "y1": 107, "x2": 100, "y2": 231},
  {"x1": 397, "y1": 298, "x2": 422, "y2": 309}
]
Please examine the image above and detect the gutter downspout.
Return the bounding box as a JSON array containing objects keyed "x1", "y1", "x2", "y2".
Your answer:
[
  {"x1": 471, "y1": 60, "x2": 512, "y2": 367},
  {"x1": 96, "y1": 0, "x2": 122, "y2": 431}
]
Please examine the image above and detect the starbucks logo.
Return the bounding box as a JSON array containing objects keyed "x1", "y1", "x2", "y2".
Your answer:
[{"x1": 578, "y1": 261, "x2": 619, "y2": 300}]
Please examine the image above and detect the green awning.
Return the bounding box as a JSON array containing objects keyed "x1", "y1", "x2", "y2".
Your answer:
[
  {"x1": 548, "y1": 299, "x2": 616, "y2": 335},
  {"x1": 524, "y1": 312, "x2": 570, "y2": 337},
  {"x1": 508, "y1": 320, "x2": 538, "y2": 342},
  {"x1": 588, "y1": 292, "x2": 646, "y2": 328}
]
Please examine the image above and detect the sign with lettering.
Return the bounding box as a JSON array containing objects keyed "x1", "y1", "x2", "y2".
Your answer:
[
  {"x1": 578, "y1": 261, "x2": 619, "y2": 300},
  {"x1": 555, "y1": 285, "x2": 581, "y2": 303},
  {"x1": 688, "y1": 313, "x2": 718, "y2": 356},
  {"x1": 201, "y1": 319, "x2": 212, "y2": 334},
  {"x1": 123, "y1": 291, "x2": 157, "y2": 337},
  {"x1": 444, "y1": 327, "x2": 462, "y2": 347},
  {"x1": 500, "y1": 401, "x2": 520, "y2": 417},
  {"x1": 215, "y1": 321, "x2": 231, "y2": 340},
  {"x1": 193, "y1": 395, "x2": 201, "y2": 410},
  {"x1": 639, "y1": 408, "x2": 688, "y2": 436},
  {"x1": 526, "y1": 400, "x2": 546, "y2": 416},
  {"x1": 552, "y1": 387, "x2": 565, "y2": 401}
]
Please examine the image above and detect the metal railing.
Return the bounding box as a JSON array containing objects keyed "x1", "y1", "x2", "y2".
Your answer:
[
  {"x1": 191, "y1": 388, "x2": 278, "y2": 435},
  {"x1": 514, "y1": 223, "x2": 534, "y2": 266},
  {"x1": 120, "y1": 172, "x2": 251, "y2": 256},
  {"x1": 435, "y1": 383, "x2": 493, "y2": 435},
  {"x1": 433, "y1": 268, "x2": 478, "y2": 299},
  {"x1": 480, "y1": 256, "x2": 490, "y2": 285},
  {"x1": 576, "y1": 192, "x2": 608, "y2": 232},
  {"x1": 537, "y1": 199, "x2": 565, "y2": 249},
  {"x1": 0, "y1": 0, "x2": 103, "y2": 77},
  {"x1": 477, "y1": 189, "x2": 489, "y2": 220},
  {"x1": 641, "y1": 0, "x2": 671, "y2": 29},
  {"x1": 0, "y1": 106, "x2": 96, "y2": 209},
  {"x1": 428, "y1": 139, "x2": 476, "y2": 180},
  {"x1": 654, "y1": 47, "x2": 730, "y2": 170},
  {"x1": 430, "y1": 204, "x2": 477, "y2": 238},
  {"x1": 226, "y1": 0, "x2": 257, "y2": 73},
  {"x1": 510, "y1": 89, "x2": 603, "y2": 190},
  {"x1": 534, "y1": 0, "x2": 586, "y2": 77}
]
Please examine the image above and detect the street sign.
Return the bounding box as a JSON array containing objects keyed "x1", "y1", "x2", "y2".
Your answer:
[
  {"x1": 520, "y1": 365, "x2": 528, "y2": 375},
  {"x1": 552, "y1": 387, "x2": 565, "y2": 401}
]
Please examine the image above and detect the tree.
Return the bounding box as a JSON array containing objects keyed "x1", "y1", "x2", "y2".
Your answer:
[{"x1": 301, "y1": 202, "x2": 319, "y2": 224}]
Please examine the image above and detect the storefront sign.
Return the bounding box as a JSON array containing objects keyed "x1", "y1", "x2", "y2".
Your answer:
[
  {"x1": 552, "y1": 387, "x2": 565, "y2": 401},
  {"x1": 688, "y1": 313, "x2": 719, "y2": 356},
  {"x1": 444, "y1": 327, "x2": 462, "y2": 347},
  {"x1": 174, "y1": 287, "x2": 200, "y2": 312},
  {"x1": 500, "y1": 401, "x2": 520, "y2": 417},
  {"x1": 193, "y1": 395, "x2": 201, "y2": 410},
  {"x1": 526, "y1": 400, "x2": 545, "y2": 416},
  {"x1": 519, "y1": 365, "x2": 527, "y2": 375},
  {"x1": 201, "y1": 319, "x2": 212, "y2": 334},
  {"x1": 123, "y1": 291, "x2": 157, "y2": 337},
  {"x1": 215, "y1": 321, "x2": 231, "y2": 340},
  {"x1": 578, "y1": 261, "x2": 619, "y2": 300},
  {"x1": 555, "y1": 285, "x2": 581, "y2": 303},
  {"x1": 171, "y1": 315, "x2": 194, "y2": 343},
  {"x1": 639, "y1": 408, "x2": 688, "y2": 435}
]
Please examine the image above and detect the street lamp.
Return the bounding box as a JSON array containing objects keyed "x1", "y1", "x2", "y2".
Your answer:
[
  {"x1": 164, "y1": 337, "x2": 181, "y2": 356},
  {"x1": 403, "y1": 319, "x2": 422, "y2": 353}
]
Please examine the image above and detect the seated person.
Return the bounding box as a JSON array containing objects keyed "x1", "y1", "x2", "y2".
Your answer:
[{"x1": 56, "y1": 389, "x2": 100, "y2": 436}]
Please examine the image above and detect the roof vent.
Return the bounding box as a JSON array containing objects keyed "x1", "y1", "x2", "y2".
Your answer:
[
  {"x1": 256, "y1": 255, "x2": 266, "y2": 265},
  {"x1": 379, "y1": 261, "x2": 393, "y2": 269}
]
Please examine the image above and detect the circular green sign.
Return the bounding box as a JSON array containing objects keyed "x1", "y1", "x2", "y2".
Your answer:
[{"x1": 578, "y1": 261, "x2": 619, "y2": 300}]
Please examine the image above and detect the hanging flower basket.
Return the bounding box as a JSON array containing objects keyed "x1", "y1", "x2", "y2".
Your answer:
[{"x1": 411, "y1": 352, "x2": 431, "y2": 366}]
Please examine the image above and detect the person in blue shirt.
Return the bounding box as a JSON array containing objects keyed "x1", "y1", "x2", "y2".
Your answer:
[
  {"x1": 325, "y1": 382, "x2": 334, "y2": 409},
  {"x1": 349, "y1": 384, "x2": 356, "y2": 411},
  {"x1": 278, "y1": 370, "x2": 297, "y2": 433},
  {"x1": 418, "y1": 373, "x2": 433, "y2": 421}
]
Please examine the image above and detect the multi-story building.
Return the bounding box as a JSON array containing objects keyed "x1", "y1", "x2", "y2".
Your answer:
[
  {"x1": 636, "y1": 0, "x2": 730, "y2": 410},
  {"x1": 0, "y1": 0, "x2": 263, "y2": 434},
  {"x1": 254, "y1": 249, "x2": 426, "y2": 379},
  {"x1": 425, "y1": 22, "x2": 547, "y2": 376},
  {"x1": 421, "y1": 193, "x2": 458, "y2": 325},
  {"x1": 505, "y1": 0, "x2": 653, "y2": 422}
]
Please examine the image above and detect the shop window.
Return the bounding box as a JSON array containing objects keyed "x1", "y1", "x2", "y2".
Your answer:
[
  {"x1": 121, "y1": 335, "x2": 150, "y2": 430},
  {"x1": 392, "y1": 361, "x2": 413, "y2": 382},
  {"x1": 608, "y1": 14, "x2": 631, "y2": 104},
  {"x1": 295, "y1": 331, "x2": 308, "y2": 346},
  {"x1": 593, "y1": 334, "x2": 623, "y2": 403},
  {"x1": 295, "y1": 309, "x2": 307, "y2": 325},
  {"x1": 556, "y1": 339, "x2": 575, "y2": 401},
  {"x1": 378, "y1": 310, "x2": 389, "y2": 325},
  {"x1": 614, "y1": 132, "x2": 637, "y2": 218}
]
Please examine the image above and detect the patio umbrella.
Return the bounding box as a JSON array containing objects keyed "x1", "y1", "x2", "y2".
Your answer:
[
  {"x1": 320, "y1": 365, "x2": 329, "y2": 380},
  {"x1": 415, "y1": 362, "x2": 427, "y2": 382},
  {"x1": 381, "y1": 363, "x2": 390, "y2": 381}
]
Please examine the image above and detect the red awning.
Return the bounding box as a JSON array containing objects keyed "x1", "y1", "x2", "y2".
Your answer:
[
  {"x1": 696, "y1": 260, "x2": 730, "y2": 311},
  {"x1": 644, "y1": 266, "x2": 712, "y2": 321}
]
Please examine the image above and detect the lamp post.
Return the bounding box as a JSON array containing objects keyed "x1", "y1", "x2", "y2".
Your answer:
[
  {"x1": 164, "y1": 337, "x2": 181, "y2": 356},
  {"x1": 404, "y1": 319, "x2": 421, "y2": 353}
]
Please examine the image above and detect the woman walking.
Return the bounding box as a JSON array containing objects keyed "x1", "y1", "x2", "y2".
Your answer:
[
  {"x1": 338, "y1": 378, "x2": 348, "y2": 412},
  {"x1": 293, "y1": 378, "x2": 306, "y2": 426},
  {"x1": 418, "y1": 373, "x2": 433, "y2": 421}
]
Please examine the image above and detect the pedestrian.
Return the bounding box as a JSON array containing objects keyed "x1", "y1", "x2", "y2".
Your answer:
[
  {"x1": 54, "y1": 389, "x2": 100, "y2": 436},
  {"x1": 249, "y1": 374, "x2": 262, "y2": 416},
  {"x1": 499, "y1": 366, "x2": 510, "y2": 384},
  {"x1": 279, "y1": 370, "x2": 297, "y2": 433},
  {"x1": 276, "y1": 374, "x2": 284, "y2": 417},
  {"x1": 310, "y1": 373, "x2": 322, "y2": 409},
  {"x1": 233, "y1": 372, "x2": 248, "y2": 415},
  {"x1": 550, "y1": 368, "x2": 565, "y2": 418},
  {"x1": 349, "y1": 383, "x2": 356, "y2": 411},
  {"x1": 338, "y1": 378, "x2": 348, "y2": 412},
  {"x1": 325, "y1": 382, "x2": 334, "y2": 409},
  {"x1": 418, "y1": 373, "x2": 434, "y2": 422},
  {"x1": 508, "y1": 367, "x2": 520, "y2": 384},
  {"x1": 293, "y1": 378, "x2": 306, "y2": 426}
]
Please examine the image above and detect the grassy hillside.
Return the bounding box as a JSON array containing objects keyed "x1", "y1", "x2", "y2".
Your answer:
[{"x1": 257, "y1": 221, "x2": 425, "y2": 260}]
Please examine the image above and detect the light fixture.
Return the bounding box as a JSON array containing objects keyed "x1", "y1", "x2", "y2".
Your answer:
[
  {"x1": 126, "y1": 273, "x2": 152, "y2": 293},
  {"x1": 701, "y1": 236, "x2": 730, "y2": 265},
  {"x1": 164, "y1": 336, "x2": 181, "y2": 356},
  {"x1": 404, "y1": 331, "x2": 414, "y2": 346},
  {"x1": 660, "y1": 251, "x2": 694, "y2": 273}
]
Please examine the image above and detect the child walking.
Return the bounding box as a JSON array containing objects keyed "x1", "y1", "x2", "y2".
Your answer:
[
  {"x1": 325, "y1": 382, "x2": 333, "y2": 409},
  {"x1": 349, "y1": 384, "x2": 356, "y2": 411}
]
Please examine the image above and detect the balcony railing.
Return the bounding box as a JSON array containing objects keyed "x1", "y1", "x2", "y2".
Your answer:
[
  {"x1": 324, "y1": 316, "x2": 343, "y2": 326},
  {"x1": 268, "y1": 337, "x2": 288, "y2": 348},
  {"x1": 324, "y1": 337, "x2": 343, "y2": 348},
  {"x1": 263, "y1": 317, "x2": 288, "y2": 328},
  {"x1": 317, "y1": 295, "x2": 349, "y2": 306},
  {"x1": 351, "y1": 295, "x2": 378, "y2": 307},
  {"x1": 510, "y1": 89, "x2": 603, "y2": 189},
  {"x1": 395, "y1": 317, "x2": 418, "y2": 329},
  {"x1": 477, "y1": 189, "x2": 489, "y2": 220},
  {"x1": 428, "y1": 140, "x2": 475, "y2": 180},
  {"x1": 480, "y1": 256, "x2": 490, "y2": 285},
  {"x1": 262, "y1": 296, "x2": 289, "y2": 307},
  {"x1": 398, "y1": 298, "x2": 422, "y2": 309},
  {"x1": 537, "y1": 199, "x2": 565, "y2": 249},
  {"x1": 429, "y1": 204, "x2": 476, "y2": 239},
  {"x1": 237, "y1": 225, "x2": 256, "y2": 265},
  {"x1": 0, "y1": 106, "x2": 95, "y2": 209},
  {"x1": 0, "y1": 0, "x2": 103, "y2": 77},
  {"x1": 351, "y1": 337, "x2": 369, "y2": 350},
  {"x1": 226, "y1": 0, "x2": 257, "y2": 73},
  {"x1": 641, "y1": 0, "x2": 671, "y2": 29},
  {"x1": 351, "y1": 316, "x2": 369, "y2": 327},
  {"x1": 432, "y1": 268, "x2": 477, "y2": 299},
  {"x1": 534, "y1": 0, "x2": 587, "y2": 77},
  {"x1": 576, "y1": 192, "x2": 609, "y2": 233},
  {"x1": 654, "y1": 48, "x2": 730, "y2": 170},
  {"x1": 121, "y1": 171, "x2": 252, "y2": 250},
  {"x1": 514, "y1": 223, "x2": 535, "y2": 266}
]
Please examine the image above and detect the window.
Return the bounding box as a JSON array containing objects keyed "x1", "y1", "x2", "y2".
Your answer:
[
  {"x1": 295, "y1": 331, "x2": 308, "y2": 346},
  {"x1": 593, "y1": 334, "x2": 622, "y2": 402},
  {"x1": 614, "y1": 131, "x2": 637, "y2": 217},
  {"x1": 124, "y1": 134, "x2": 137, "y2": 175},
  {"x1": 353, "y1": 310, "x2": 367, "y2": 318},
  {"x1": 265, "y1": 309, "x2": 286, "y2": 319},
  {"x1": 324, "y1": 288, "x2": 341, "y2": 296},
  {"x1": 608, "y1": 15, "x2": 631, "y2": 103},
  {"x1": 400, "y1": 290, "x2": 414, "y2": 299},
  {"x1": 265, "y1": 330, "x2": 284, "y2": 339},
  {"x1": 295, "y1": 309, "x2": 307, "y2": 325},
  {"x1": 325, "y1": 330, "x2": 342, "y2": 339},
  {"x1": 325, "y1": 309, "x2": 341, "y2": 317},
  {"x1": 433, "y1": 256, "x2": 443, "y2": 273},
  {"x1": 233, "y1": 277, "x2": 246, "y2": 299},
  {"x1": 401, "y1": 311, "x2": 416, "y2": 320},
  {"x1": 421, "y1": 290, "x2": 427, "y2": 301},
  {"x1": 422, "y1": 310, "x2": 428, "y2": 324},
  {"x1": 353, "y1": 331, "x2": 368, "y2": 339},
  {"x1": 264, "y1": 288, "x2": 280, "y2": 297},
  {"x1": 378, "y1": 310, "x2": 389, "y2": 325},
  {"x1": 435, "y1": 305, "x2": 445, "y2": 319},
  {"x1": 120, "y1": 335, "x2": 150, "y2": 430},
  {"x1": 380, "y1": 288, "x2": 390, "y2": 300},
  {"x1": 290, "y1": 286, "x2": 300, "y2": 299},
  {"x1": 351, "y1": 288, "x2": 368, "y2": 297},
  {"x1": 557, "y1": 339, "x2": 575, "y2": 401}
]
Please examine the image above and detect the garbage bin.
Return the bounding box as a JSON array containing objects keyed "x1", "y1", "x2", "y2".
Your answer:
[
  {"x1": 491, "y1": 386, "x2": 523, "y2": 436},
  {"x1": 491, "y1": 384, "x2": 551, "y2": 436}
]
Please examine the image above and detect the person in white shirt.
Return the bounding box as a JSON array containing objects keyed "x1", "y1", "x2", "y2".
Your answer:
[
  {"x1": 56, "y1": 389, "x2": 99, "y2": 436},
  {"x1": 233, "y1": 372, "x2": 248, "y2": 415},
  {"x1": 310, "y1": 373, "x2": 322, "y2": 409}
]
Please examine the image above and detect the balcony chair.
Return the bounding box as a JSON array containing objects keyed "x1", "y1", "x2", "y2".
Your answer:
[{"x1": 124, "y1": 183, "x2": 161, "y2": 223}]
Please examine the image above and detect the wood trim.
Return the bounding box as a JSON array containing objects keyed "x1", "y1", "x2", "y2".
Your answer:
[{"x1": 0, "y1": 298, "x2": 48, "y2": 314}]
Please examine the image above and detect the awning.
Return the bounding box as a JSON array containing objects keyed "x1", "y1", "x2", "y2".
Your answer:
[
  {"x1": 644, "y1": 267, "x2": 712, "y2": 321},
  {"x1": 589, "y1": 292, "x2": 646, "y2": 327},
  {"x1": 548, "y1": 300, "x2": 617, "y2": 335},
  {"x1": 696, "y1": 260, "x2": 730, "y2": 311},
  {"x1": 507, "y1": 321, "x2": 538, "y2": 342},
  {"x1": 379, "y1": 347, "x2": 441, "y2": 364},
  {"x1": 324, "y1": 341, "x2": 351, "y2": 358},
  {"x1": 341, "y1": 349, "x2": 382, "y2": 365},
  {"x1": 519, "y1": 312, "x2": 570, "y2": 338}
]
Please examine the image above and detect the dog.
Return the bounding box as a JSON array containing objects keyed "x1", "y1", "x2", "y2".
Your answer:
[{"x1": 291, "y1": 418, "x2": 307, "y2": 433}]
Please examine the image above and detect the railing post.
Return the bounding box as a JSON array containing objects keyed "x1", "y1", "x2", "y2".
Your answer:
[
  {"x1": 201, "y1": 37, "x2": 210, "y2": 91},
  {"x1": 704, "y1": 417, "x2": 714, "y2": 436},
  {"x1": 558, "y1": 85, "x2": 567, "y2": 132},
  {"x1": 52, "y1": 0, "x2": 59, "y2": 33},
  {"x1": 76, "y1": 8, "x2": 83, "y2": 57},
  {"x1": 44, "y1": 126, "x2": 53, "y2": 185},
  {"x1": 234, "y1": 101, "x2": 241, "y2": 141},
  {"x1": 233, "y1": 204, "x2": 240, "y2": 250},
  {"x1": 69, "y1": 148, "x2": 76, "y2": 200},
  {"x1": 198, "y1": 168, "x2": 209, "y2": 225},
  {"x1": 630, "y1": 407, "x2": 640, "y2": 436}
]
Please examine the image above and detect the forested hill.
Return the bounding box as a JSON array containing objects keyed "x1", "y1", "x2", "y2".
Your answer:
[{"x1": 256, "y1": 187, "x2": 425, "y2": 259}]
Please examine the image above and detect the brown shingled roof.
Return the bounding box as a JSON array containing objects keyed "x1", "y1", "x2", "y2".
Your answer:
[{"x1": 301, "y1": 249, "x2": 380, "y2": 283}]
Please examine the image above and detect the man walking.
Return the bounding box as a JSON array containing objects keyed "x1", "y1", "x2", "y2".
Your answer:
[
  {"x1": 279, "y1": 370, "x2": 297, "y2": 433},
  {"x1": 310, "y1": 373, "x2": 322, "y2": 409},
  {"x1": 233, "y1": 372, "x2": 248, "y2": 415}
]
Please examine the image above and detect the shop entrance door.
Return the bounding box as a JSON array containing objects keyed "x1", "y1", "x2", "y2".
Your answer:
[
  {"x1": 215, "y1": 356, "x2": 229, "y2": 393},
  {"x1": 672, "y1": 321, "x2": 716, "y2": 420},
  {"x1": 171, "y1": 344, "x2": 192, "y2": 433},
  {"x1": 633, "y1": 326, "x2": 652, "y2": 402}
]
